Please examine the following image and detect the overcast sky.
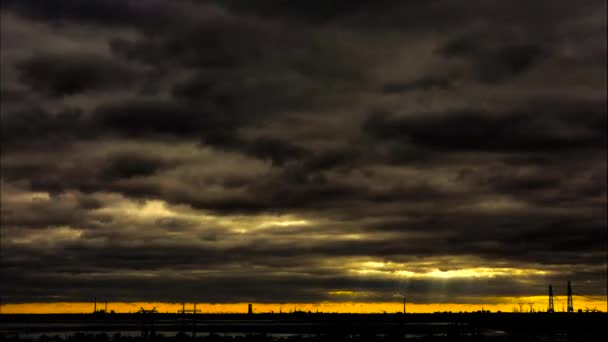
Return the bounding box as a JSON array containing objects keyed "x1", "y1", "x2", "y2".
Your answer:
[{"x1": 1, "y1": 0, "x2": 606, "y2": 307}]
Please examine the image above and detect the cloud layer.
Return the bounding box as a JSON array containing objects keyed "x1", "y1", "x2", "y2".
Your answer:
[{"x1": 1, "y1": 0, "x2": 606, "y2": 306}]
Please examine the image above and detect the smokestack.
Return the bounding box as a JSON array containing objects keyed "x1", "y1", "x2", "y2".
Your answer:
[
  {"x1": 94, "y1": 297, "x2": 97, "y2": 313},
  {"x1": 248, "y1": 304, "x2": 253, "y2": 315}
]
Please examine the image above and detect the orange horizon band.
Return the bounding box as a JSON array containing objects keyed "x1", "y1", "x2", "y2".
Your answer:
[{"x1": 2, "y1": 298, "x2": 606, "y2": 314}]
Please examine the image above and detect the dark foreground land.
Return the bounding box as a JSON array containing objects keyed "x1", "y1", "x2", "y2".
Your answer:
[{"x1": 1, "y1": 313, "x2": 607, "y2": 342}]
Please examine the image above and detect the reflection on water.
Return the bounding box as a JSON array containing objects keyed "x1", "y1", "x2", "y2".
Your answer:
[
  {"x1": 0, "y1": 321, "x2": 507, "y2": 339},
  {"x1": 4, "y1": 314, "x2": 605, "y2": 341}
]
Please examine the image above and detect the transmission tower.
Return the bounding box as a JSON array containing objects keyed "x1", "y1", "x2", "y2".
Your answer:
[
  {"x1": 518, "y1": 303, "x2": 524, "y2": 313},
  {"x1": 567, "y1": 281, "x2": 574, "y2": 313},
  {"x1": 548, "y1": 285, "x2": 554, "y2": 313},
  {"x1": 528, "y1": 303, "x2": 534, "y2": 313}
]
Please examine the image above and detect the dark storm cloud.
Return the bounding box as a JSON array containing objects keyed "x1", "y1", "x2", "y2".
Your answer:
[
  {"x1": 100, "y1": 153, "x2": 170, "y2": 180},
  {"x1": 1, "y1": 0, "x2": 606, "y2": 305},
  {"x1": 94, "y1": 98, "x2": 313, "y2": 164},
  {"x1": 364, "y1": 101, "x2": 607, "y2": 153},
  {"x1": 107, "y1": 18, "x2": 270, "y2": 70},
  {"x1": 0, "y1": 108, "x2": 91, "y2": 152},
  {"x1": 220, "y1": 0, "x2": 601, "y2": 32},
  {"x1": 382, "y1": 77, "x2": 453, "y2": 94},
  {"x1": 0, "y1": 192, "x2": 94, "y2": 229},
  {"x1": 245, "y1": 138, "x2": 310, "y2": 166},
  {"x1": 438, "y1": 39, "x2": 547, "y2": 83},
  {"x1": 95, "y1": 100, "x2": 212, "y2": 137},
  {"x1": 0, "y1": 265, "x2": 552, "y2": 303},
  {"x1": 16, "y1": 53, "x2": 138, "y2": 97},
  {"x1": 457, "y1": 158, "x2": 608, "y2": 208},
  {"x1": 2, "y1": 0, "x2": 138, "y2": 24},
  {"x1": 1, "y1": 0, "x2": 211, "y2": 31},
  {"x1": 2, "y1": 233, "x2": 604, "y2": 303}
]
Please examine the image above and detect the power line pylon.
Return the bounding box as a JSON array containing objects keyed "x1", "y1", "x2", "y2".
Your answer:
[
  {"x1": 518, "y1": 303, "x2": 524, "y2": 313},
  {"x1": 567, "y1": 281, "x2": 574, "y2": 313},
  {"x1": 528, "y1": 303, "x2": 534, "y2": 313},
  {"x1": 548, "y1": 285, "x2": 555, "y2": 313}
]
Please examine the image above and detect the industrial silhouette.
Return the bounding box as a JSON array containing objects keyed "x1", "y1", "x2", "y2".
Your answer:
[
  {"x1": 84, "y1": 281, "x2": 600, "y2": 317},
  {"x1": 2, "y1": 281, "x2": 606, "y2": 342},
  {"x1": 527, "y1": 303, "x2": 534, "y2": 313},
  {"x1": 7, "y1": 281, "x2": 602, "y2": 341}
]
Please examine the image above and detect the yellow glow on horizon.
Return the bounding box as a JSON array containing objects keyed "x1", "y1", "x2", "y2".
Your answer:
[{"x1": 2, "y1": 297, "x2": 605, "y2": 314}]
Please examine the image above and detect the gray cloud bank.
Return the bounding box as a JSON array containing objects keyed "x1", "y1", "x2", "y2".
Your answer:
[{"x1": 0, "y1": 0, "x2": 606, "y2": 305}]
